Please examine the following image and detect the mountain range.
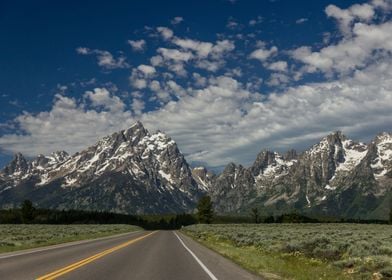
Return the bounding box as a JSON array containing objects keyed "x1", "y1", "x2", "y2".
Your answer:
[{"x1": 0, "y1": 122, "x2": 391, "y2": 219}]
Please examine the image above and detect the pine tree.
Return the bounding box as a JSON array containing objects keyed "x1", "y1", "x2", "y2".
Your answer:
[
  {"x1": 21, "y1": 200, "x2": 35, "y2": 223},
  {"x1": 251, "y1": 207, "x2": 259, "y2": 223},
  {"x1": 389, "y1": 207, "x2": 392, "y2": 224},
  {"x1": 196, "y1": 195, "x2": 214, "y2": 224}
]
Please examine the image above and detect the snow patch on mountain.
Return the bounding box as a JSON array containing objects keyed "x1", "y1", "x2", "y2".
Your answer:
[{"x1": 336, "y1": 140, "x2": 367, "y2": 172}]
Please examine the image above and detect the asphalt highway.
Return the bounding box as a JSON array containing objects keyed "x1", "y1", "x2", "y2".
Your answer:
[{"x1": 0, "y1": 230, "x2": 261, "y2": 280}]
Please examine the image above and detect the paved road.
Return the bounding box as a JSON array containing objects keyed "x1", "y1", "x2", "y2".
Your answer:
[{"x1": 0, "y1": 230, "x2": 261, "y2": 280}]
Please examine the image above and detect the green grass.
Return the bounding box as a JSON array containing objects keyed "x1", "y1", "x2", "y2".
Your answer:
[
  {"x1": 183, "y1": 224, "x2": 392, "y2": 280},
  {"x1": 0, "y1": 224, "x2": 141, "y2": 253}
]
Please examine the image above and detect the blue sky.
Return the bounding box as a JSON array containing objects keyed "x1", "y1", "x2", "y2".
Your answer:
[{"x1": 1, "y1": 0, "x2": 392, "y2": 170}]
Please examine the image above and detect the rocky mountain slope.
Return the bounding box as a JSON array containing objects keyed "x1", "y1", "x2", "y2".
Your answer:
[
  {"x1": 207, "y1": 132, "x2": 392, "y2": 219},
  {"x1": 0, "y1": 122, "x2": 202, "y2": 214},
  {"x1": 0, "y1": 123, "x2": 391, "y2": 219}
]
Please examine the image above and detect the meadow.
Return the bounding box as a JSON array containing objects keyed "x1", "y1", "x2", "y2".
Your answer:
[
  {"x1": 0, "y1": 224, "x2": 140, "y2": 253},
  {"x1": 183, "y1": 223, "x2": 392, "y2": 280}
]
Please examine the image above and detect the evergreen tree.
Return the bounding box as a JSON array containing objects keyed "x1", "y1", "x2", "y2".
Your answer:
[
  {"x1": 196, "y1": 195, "x2": 214, "y2": 224},
  {"x1": 389, "y1": 207, "x2": 392, "y2": 224},
  {"x1": 251, "y1": 207, "x2": 259, "y2": 223},
  {"x1": 21, "y1": 200, "x2": 35, "y2": 223}
]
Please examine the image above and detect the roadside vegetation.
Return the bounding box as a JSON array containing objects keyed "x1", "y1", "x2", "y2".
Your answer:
[
  {"x1": 183, "y1": 223, "x2": 392, "y2": 280},
  {"x1": 0, "y1": 224, "x2": 141, "y2": 253}
]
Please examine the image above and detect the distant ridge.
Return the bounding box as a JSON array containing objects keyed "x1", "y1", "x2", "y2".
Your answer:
[{"x1": 1, "y1": 123, "x2": 391, "y2": 219}]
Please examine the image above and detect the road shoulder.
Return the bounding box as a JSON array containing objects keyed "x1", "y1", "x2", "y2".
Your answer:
[{"x1": 177, "y1": 231, "x2": 262, "y2": 280}]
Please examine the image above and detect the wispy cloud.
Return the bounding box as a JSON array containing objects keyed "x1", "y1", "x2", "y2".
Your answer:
[{"x1": 76, "y1": 47, "x2": 129, "y2": 69}]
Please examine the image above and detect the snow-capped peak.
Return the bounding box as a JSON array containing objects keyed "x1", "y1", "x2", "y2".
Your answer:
[
  {"x1": 371, "y1": 132, "x2": 392, "y2": 178},
  {"x1": 2, "y1": 153, "x2": 28, "y2": 176},
  {"x1": 335, "y1": 139, "x2": 368, "y2": 172}
]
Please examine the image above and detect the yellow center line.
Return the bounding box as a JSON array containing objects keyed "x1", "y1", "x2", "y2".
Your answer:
[{"x1": 36, "y1": 231, "x2": 157, "y2": 280}]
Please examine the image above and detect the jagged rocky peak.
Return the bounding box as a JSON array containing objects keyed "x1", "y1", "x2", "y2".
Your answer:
[
  {"x1": 49, "y1": 151, "x2": 69, "y2": 163},
  {"x1": 373, "y1": 132, "x2": 392, "y2": 145},
  {"x1": 30, "y1": 151, "x2": 70, "y2": 170},
  {"x1": 122, "y1": 121, "x2": 149, "y2": 143},
  {"x1": 284, "y1": 149, "x2": 298, "y2": 161},
  {"x1": 191, "y1": 166, "x2": 215, "y2": 191},
  {"x1": 308, "y1": 131, "x2": 345, "y2": 156},
  {"x1": 222, "y1": 162, "x2": 237, "y2": 174},
  {"x1": 327, "y1": 130, "x2": 346, "y2": 143},
  {"x1": 251, "y1": 150, "x2": 277, "y2": 175},
  {"x1": 369, "y1": 132, "x2": 392, "y2": 178},
  {"x1": 192, "y1": 166, "x2": 208, "y2": 176},
  {"x1": 192, "y1": 167, "x2": 208, "y2": 188},
  {"x1": 2, "y1": 153, "x2": 28, "y2": 176}
]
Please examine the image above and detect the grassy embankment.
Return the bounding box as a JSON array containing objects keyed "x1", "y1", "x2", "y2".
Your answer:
[
  {"x1": 183, "y1": 224, "x2": 392, "y2": 280},
  {"x1": 0, "y1": 224, "x2": 141, "y2": 253}
]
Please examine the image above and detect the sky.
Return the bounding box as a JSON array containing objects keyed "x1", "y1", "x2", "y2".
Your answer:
[{"x1": 0, "y1": 0, "x2": 392, "y2": 170}]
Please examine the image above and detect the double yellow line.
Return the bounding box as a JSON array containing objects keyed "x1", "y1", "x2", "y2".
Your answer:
[{"x1": 37, "y1": 231, "x2": 156, "y2": 280}]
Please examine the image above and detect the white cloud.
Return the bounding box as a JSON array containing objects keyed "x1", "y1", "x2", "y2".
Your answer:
[
  {"x1": 157, "y1": 26, "x2": 174, "y2": 40},
  {"x1": 76, "y1": 47, "x2": 129, "y2": 69},
  {"x1": 128, "y1": 39, "x2": 146, "y2": 51},
  {"x1": 192, "y1": 73, "x2": 207, "y2": 87},
  {"x1": 296, "y1": 18, "x2": 308, "y2": 24},
  {"x1": 267, "y1": 61, "x2": 288, "y2": 72},
  {"x1": 292, "y1": 21, "x2": 392, "y2": 76},
  {"x1": 372, "y1": 0, "x2": 392, "y2": 10},
  {"x1": 171, "y1": 16, "x2": 184, "y2": 25},
  {"x1": 1, "y1": 59, "x2": 392, "y2": 168},
  {"x1": 0, "y1": 92, "x2": 134, "y2": 157},
  {"x1": 168, "y1": 38, "x2": 234, "y2": 72},
  {"x1": 131, "y1": 79, "x2": 147, "y2": 89},
  {"x1": 137, "y1": 64, "x2": 156, "y2": 75},
  {"x1": 76, "y1": 47, "x2": 89, "y2": 55},
  {"x1": 84, "y1": 88, "x2": 125, "y2": 112},
  {"x1": 266, "y1": 73, "x2": 290, "y2": 86},
  {"x1": 249, "y1": 46, "x2": 278, "y2": 62},
  {"x1": 131, "y1": 98, "x2": 145, "y2": 115},
  {"x1": 173, "y1": 39, "x2": 213, "y2": 58},
  {"x1": 157, "y1": 48, "x2": 193, "y2": 62},
  {"x1": 325, "y1": 2, "x2": 375, "y2": 35}
]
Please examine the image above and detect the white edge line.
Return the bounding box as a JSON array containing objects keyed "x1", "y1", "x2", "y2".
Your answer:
[
  {"x1": 174, "y1": 231, "x2": 218, "y2": 280},
  {"x1": 0, "y1": 230, "x2": 141, "y2": 259}
]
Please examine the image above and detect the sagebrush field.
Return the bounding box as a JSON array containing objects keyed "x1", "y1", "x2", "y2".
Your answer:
[
  {"x1": 183, "y1": 224, "x2": 392, "y2": 279},
  {"x1": 0, "y1": 224, "x2": 140, "y2": 253}
]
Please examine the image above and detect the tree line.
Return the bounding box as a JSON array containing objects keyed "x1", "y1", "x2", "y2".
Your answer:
[
  {"x1": 0, "y1": 197, "x2": 390, "y2": 228},
  {"x1": 0, "y1": 200, "x2": 196, "y2": 230}
]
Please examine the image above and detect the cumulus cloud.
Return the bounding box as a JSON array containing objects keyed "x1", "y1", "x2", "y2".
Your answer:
[
  {"x1": 0, "y1": 92, "x2": 134, "y2": 157},
  {"x1": 128, "y1": 39, "x2": 146, "y2": 51},
  {"x1": 157, "y1": 48, "x2": 193, "y2": 62},
  {"x1": 84, "y1": 88, "x2": 125, "y2": 112},
  {"x1": 325, "y1": 2, "x2": 375, "y2": 35},
  {"x1": 267, "y1": 61, "x2": 288, "y2": 72},
  {"x1": 157, "y1": 26, "x2": 174, "y2": 40},
  {"x1": 141, "y1": 60, "x2": 392, "y2": 167},
  {"x1": 76, "y1": 47, "x2": 129, "y2": 69},
  {"x1": 169, "y1": 38, "x2": 235, "y2": 72},
  {"x1": 131, "y1": 98, "x2": 145, "y2": 115},
  {"x1": 249, "y1": 46, "x2": 278, "y2": 62},
  {"x1": 1, "y1": 59, "x2": 392, "y2": 168},
  {"x1": 137, "y1": 64, "x2": 156, "y2": 75},
  {"x1": 292, "y1": 21, "x2": 392, "y2": 76}
]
